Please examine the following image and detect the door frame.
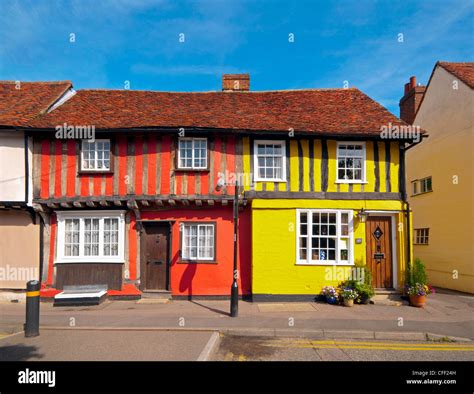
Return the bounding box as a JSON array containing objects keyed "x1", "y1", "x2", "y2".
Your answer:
[
  {"x1": 139, "y1": 220, "x2": 174, "y2": 291},
  {"x1": 365, "y1": 212, "x2": 398, "y2": 290}
]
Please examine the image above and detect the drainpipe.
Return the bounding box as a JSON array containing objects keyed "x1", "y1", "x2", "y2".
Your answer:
[{"x1": 400, "y1": 138, "x2": 424, "y2": 284}]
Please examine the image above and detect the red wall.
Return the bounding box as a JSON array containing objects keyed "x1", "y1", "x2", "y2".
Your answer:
[{"x1": 141, "y1": 206, "x2": 251, "y2": 296}]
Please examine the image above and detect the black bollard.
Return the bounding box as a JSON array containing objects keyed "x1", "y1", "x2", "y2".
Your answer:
[{"x1": 25, "y1": 280, "x2": 40, "y2": 337}]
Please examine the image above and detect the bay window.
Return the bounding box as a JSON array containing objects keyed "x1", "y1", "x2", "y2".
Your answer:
[
  {"x1": 297, "y1": 209, "x2": 353, "y2": 265},
  {"x1": 57, "y1": 211, "x2": 125, "y2": 263}
]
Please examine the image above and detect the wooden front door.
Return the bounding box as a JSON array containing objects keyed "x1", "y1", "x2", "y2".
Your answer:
[
  {"x1": 140, "y1": 223, "x2": 170, "y2": 291},
  {"x1": 366, "y1": 216, "x2": 393, "y2": 289}
]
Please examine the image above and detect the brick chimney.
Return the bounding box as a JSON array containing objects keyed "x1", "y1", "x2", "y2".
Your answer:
[
  {"x1": 399, "y1": 76, "x2": 426, "y2": 124},
  {"x1": 222, "y1": 74, "x2": 250, "y2": 92}
]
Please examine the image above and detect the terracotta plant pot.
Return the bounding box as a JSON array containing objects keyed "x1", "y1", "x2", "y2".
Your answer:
[
  {"x1": 409, "y1": 295, "x2": 427, "y2": 307},
  {"x1": 343, "y1": 299, "x2": 354, "y2": 307}
]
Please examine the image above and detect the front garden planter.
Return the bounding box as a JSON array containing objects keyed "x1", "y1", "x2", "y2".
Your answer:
[
  {"x1": 409, "y1": 295, "x2": 426, "y2": 307},
  {"x1": 343, "y1": 298, "x2": 354, "y2": 307}
]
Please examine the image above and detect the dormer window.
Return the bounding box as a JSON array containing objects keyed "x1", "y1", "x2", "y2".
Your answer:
[
  {"x1": 178, "y1": 138, "x2": 208, "y2": 169},
  {"x1": 81, "y1": 139, "x2": 111, "y2": 172}
]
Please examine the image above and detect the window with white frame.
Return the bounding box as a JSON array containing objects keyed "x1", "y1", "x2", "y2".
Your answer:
[
  {"x1": 337, "y1": 142, "x2": 365, "y2": 182},
  {"x1": 57, "y1": 211, "x2": 125, "y2": 263},
  {"x1": 254, "y1": 140, "x2": 286, "y2": 181},
  {"x1": 181, "y1": 223, "x2": 215, "y2": 261},
  {"x1": 414, "y1": 228, "x2": 429, "y2": 245},
  {"x1": 81, "y1": 140, "x2": 111, "y2": 171},
  {"x1": 412, "y1": 177, "x2": 432, "y2": 196},
  {"x1": 297, "y1": 210, "x2": 353, "y2": 264},
  {"x1": 178, "y1": 138, "x2": 208, "y2": 169}
]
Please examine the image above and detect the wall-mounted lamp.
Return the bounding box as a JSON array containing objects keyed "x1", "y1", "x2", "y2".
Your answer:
[{"x1": 358, "y1": 208, "x2": 368, "y2": 223}]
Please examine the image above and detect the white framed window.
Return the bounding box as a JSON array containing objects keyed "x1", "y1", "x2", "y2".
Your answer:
[
  {"x1": 336, "y1": 142, "x2": 366, "y2": 183},
  {"x1": 412, "y1": 177, "x2": 432, "y2": 196},
  {"x1": 296, "y1": 209, "x2": 354, "y2": 265},
  {"x1": 181, "y1": 223, "x2": 215, "y2": 261},
  {"x1": 178, "y1": 138, "x2": 208, "y2": 169},
  {"x1": 81, "y1": 139, "x2": 111, "y2": 171},
  {"x1": 414, "y1": 228, "x2": 429, "y2": 245},
  {"x1": 254, "y1": 140, "x2": 286, "y2": 181},
  {"x1": 56, "y1": 211, "x2": 125, "y2": 263}
]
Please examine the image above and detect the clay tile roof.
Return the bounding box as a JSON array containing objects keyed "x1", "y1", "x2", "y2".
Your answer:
[
  {"x1": 28, "y1": 87, "x2": 408, "y2": 136},
  {"x1": 0, "y1": 81, "x2": 72, "y2": 127},
  {"x1": 438, "y1": 62, "x2": 474, "y2": 89}
]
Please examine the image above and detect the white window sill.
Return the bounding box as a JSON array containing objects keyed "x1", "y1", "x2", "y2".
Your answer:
[
  {"x1": 335, "y1": 180, "x2": 368, "y2": 184},
  {"x1": 295, "y1": 262, "x2": 354, "y2": 266},
  {"x1": 254, "y1": 179, "x2": 287, "y2": 183},
  {"x1": 55, "y1": 260, "x2": 125, "y2": 264}
]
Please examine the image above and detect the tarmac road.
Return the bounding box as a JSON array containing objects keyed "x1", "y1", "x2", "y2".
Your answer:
[
  {"x1": 0, "y1": 329, "x2": 214, "y2": 361},
  {"x1": 214, "y1": 335, "x2": 474, "y2": 361}
]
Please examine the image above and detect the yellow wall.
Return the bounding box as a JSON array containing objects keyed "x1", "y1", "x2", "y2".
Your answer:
[
  {"x1": 407, "y1": 66, "x2": 474, "y2": 293},
  {"x1": 252, "y1": 199, "x2": 408, "y2": 295},
  {"x1": 243, "y1": 138, "x2": 400, "y2": 194}
]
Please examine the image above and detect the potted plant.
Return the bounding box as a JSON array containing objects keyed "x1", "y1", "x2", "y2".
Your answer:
[
  {"x1": 321, "y1": 286, "x2": 339, "y2": 304},
  {"x1": 405, "y1": 258, "x2": 435, "y2": 307},
  {"x1": 355, "y1": 283, "x2": 375, "y2": 304},
  {"x1": 355, "y1": 267, "x2": 375, "y2": 304},
  {"x1": 341, "y1": 288, "x2": 358, "y2": 307},
  {"x1": 407, "y1": 283, "x2": 434, "y2": 307}
]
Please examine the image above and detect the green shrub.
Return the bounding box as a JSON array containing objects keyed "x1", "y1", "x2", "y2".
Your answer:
[{"x1": 406, "y1": 258, "x2": 428, "y2": 286}]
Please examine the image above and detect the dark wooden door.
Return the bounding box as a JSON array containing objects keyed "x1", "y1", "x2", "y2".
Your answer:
[
  {"x1": 140, "y1": 223, "x2": 170, "y2": 290},
  {"x1": 366, "y1": 216, "x2": 393, "y2": 289}
]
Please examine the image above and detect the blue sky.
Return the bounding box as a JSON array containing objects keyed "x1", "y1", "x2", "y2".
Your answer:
[{"x1": 0, "y1": 0, "x2": 473, "y2": 115}]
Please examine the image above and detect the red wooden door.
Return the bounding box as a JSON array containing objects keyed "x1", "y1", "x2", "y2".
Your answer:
[{"x1": 366, "y1": 216, "x2": 393, "y2": 289}]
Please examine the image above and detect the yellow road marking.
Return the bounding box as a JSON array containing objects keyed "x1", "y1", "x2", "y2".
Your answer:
[
  {"x1": 268, "y1": 339, "x2": 474, "y2": 349},
  {"x1": 263, "y1": 344, "x2": 474, "y2": 352},
  {"x1": 260, "y1": 339, "x2": 474, "y2": 352}
]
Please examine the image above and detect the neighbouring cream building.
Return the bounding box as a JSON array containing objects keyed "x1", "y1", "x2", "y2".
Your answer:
[
  {"x1": 0, "y1": 81, "x2": 72, "y2": 296},
  {"x1": 401, "y1": 62, "x2": 474, "y2": 293}
]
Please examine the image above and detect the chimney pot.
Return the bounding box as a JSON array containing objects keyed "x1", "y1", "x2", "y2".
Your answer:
[
  {"x1": 222, "y1": 74, "x2": 250, "y2": 92},
  {"x1": 410, "y1": 76, "x2": 417, "y2": 89},
  {"x1": 404, "y1": 83, "x2": 410, "y2": 95}
]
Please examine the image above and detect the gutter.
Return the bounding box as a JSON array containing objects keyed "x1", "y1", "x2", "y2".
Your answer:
[{"x1": 399, "y1": 136, "x2": 426, "y2": 278}]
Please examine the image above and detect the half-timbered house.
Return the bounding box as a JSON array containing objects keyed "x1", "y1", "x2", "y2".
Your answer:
[{"x1": 24, "y1": 74, "x2": 418, "y2": 301}]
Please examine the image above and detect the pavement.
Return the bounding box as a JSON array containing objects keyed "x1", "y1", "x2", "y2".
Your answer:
[{"x1": 0, "y1": 290, "x2": 472, "y2": 361}]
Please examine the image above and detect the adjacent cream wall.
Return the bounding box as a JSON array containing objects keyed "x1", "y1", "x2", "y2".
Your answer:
[
  {"x1": 407, "y1": 66, "x2": 474, "y2": 293},
  {"x1": 0, "y1": 210, "x2": 40, "y2": 289},
  {"x1": 0, "y1": 132, "x2": 26, "y2": 202}
]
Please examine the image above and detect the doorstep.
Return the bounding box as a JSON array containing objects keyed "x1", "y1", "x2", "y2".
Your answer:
[
  {"x1": 372, "y1": 289, "x2": 406, "y2": 306},
  {"x1": 40, "y1": 283, "x2": 141, "y2": 302}
]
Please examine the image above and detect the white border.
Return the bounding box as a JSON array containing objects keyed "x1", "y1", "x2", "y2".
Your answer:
[
  {"x1": 295, "y1": 209, "x2": 354, "y2": 266},
  {"x1": 335, "y1": 141, "x2": 367, "y2": 184},
  {"x1": 56, "y1": 210, "x2": 126, "y2": 264},
  {"x1": 253, "y1": 140, "x2": 287, "y2": 182},
  {"x1": 366, "y1": 213, "x2": 398, "y2": 289},
  {"x1": 177, "y1": 137, "x2": 208, "y2": 170},
  {"x1": 81, "y1": 139, "x2": 111, "y2": 172}
]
